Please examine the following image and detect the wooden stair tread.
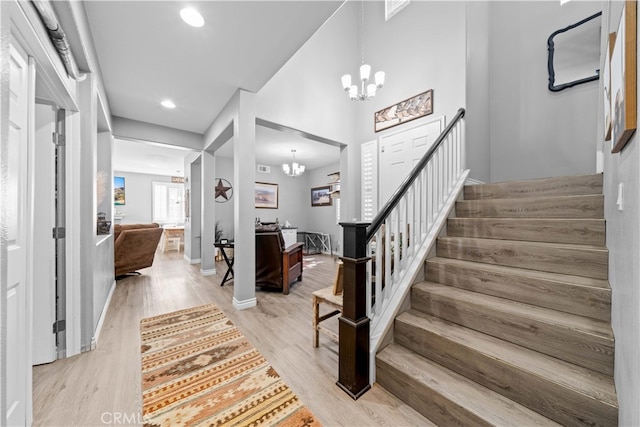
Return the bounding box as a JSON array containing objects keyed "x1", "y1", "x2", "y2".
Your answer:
[
  {"x1": 426, "y1": 256, "x2": 611, "y2": 322},
  {"x1": 397, "y1": 310, "x2": 618, "y2": 408},
  {"x1": 438, "y1": 236, "x2": 607, "y2": 253},
  {"x1": 464, "y1": 173, "x2": 603, "y2": 200},
  {"x1": 427, "y1": 256, "x2": 610, "y2": 290},
  {"x1": 447, "y1": 217, "x2": 605, "y2": 246},
  {"x1": 377, "y1": 343, "x2": 562, "y2": 426},
  {"x1": 456, "y1": 194, "x2": 604, "y2": 219},
  {"x1": 413, "y1": 281, "x2": 614, "y2": 343},
  {"x1": 436, "y1": 236, "x2": 608, "y2": 279}
]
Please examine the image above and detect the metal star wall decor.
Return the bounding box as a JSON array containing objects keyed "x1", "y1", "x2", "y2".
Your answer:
[{"x1": 215, "y1": 178, "x2": 233, "y2": 203}]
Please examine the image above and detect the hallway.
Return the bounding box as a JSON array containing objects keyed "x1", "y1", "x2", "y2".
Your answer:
[{"x1": 32, "y1": 251, "x2": 431, "y2": 426}]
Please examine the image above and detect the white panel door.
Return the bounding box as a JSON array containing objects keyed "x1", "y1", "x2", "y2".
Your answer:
[
  {"x1": 379, "y1": 118, "x2": 443, "y2": 206},
  {"x1": 6, "y1": 41, "x2": 30, "y2": 426},
  {"x1": 32, "y1": 103, "x2": 57, "y2": 365}
]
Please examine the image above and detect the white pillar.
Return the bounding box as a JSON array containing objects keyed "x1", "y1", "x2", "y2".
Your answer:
[
  {"x1": 200, "y1": 151, "x2": 216, "y2": 275},
  {"x1": 232, "y1": 91, "x2": 257, "y2": 309}
]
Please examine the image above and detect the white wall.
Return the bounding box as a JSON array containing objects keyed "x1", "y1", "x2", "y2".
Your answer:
[
  {"x1": 254, "y1": 163, "x2": 310, "y2": 231},
  {"x1": 94, "y1": 131, "x2": 114, "y2": 333},
  {"x1": 183, "y1": 152, "x2": 201, "y2": 262},
  {"x1": 354, "y1": 1, "x2": 467, "y2": 144},
  {"x1": 488, "y1": 1, "x2": 601, "y2": 182},
  {"x1": 256, "y1": 2, "x2": 356, "y2": 145},
  {"x1": 113, "y1": 171, "x2": 174, "y2": 225},
  {"x1": 257, "y1": 1, "x2": 467, "y2": 219},
  {"x1": 466, "y1": 1, "x2": 491, "y2": 183},
  {"x1": 600, "y1": 1, "x2": 640, "y2": 425}
]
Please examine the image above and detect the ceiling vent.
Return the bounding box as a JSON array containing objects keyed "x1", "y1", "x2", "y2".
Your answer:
[
  {"x1": 385, "y1": 0, "x2": 410, "y2": 21},
  {"x1": 257, "y1": 165, "x2": 271, "y2": 173}
]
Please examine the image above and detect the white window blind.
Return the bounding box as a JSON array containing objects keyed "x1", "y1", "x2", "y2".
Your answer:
[
  {"x1": 152, "y1": 181, "x2": 184, "y2": 224},
  {"x1": 361, "y1": 140, "x2": 378, "y2": 221}
]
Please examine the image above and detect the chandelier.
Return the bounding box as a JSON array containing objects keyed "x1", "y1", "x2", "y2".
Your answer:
[
  {"x1": 282, "y1": 149, "x2": 305, "y2": 177},
  {"x1": 340, "y1": 1, "x2": 385, "y2": 101}
]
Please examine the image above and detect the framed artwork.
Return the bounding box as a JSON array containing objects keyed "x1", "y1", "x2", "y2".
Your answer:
[
  {"x1": 255, "y1": 182, "x2": 278, "y2": 209},
  {"x1": 604, "y1": 32, "x2": 616, "y2": 141},
  {"x1": 311, "y1": 186, "x2": 332, "y2": 207},
  {"x1": 114, "y1": 176, "x2": 125, "y2": 205},
  {"x1": 374, "y1": 89, "x2": 433, "y2": 132},
  {"x1": 611, "y1": 0, "x2": 637, "y2": 153}
]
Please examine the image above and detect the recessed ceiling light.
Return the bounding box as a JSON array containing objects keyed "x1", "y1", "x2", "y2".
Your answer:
[
  {"x1": 180, "y1": 7, "x2": 204, "y2": 27},
  {"x1": 161, "y1": 99, "x2": 176, "y2": 109}
]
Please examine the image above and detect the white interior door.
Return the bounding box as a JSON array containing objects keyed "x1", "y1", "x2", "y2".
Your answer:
[
  {"x1": 6, "y1": 40, "x2": 31, "y2": 427},
  {"x1": 32, "y1": 103, "x2": 57, "y2": 365},
  {"x1": 379, "y1": 118, "x2": 444, "y2": 205}
]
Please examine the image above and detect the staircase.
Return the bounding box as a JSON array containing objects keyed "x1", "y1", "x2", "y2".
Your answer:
[{"x1": 376, "y1": 173, "x2": 618, "y2": 426}]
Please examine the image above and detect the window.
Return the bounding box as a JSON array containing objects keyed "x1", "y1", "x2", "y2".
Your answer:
[
  {"x1": 335, "y1": 197, "x2": 341, "y2": 225},
  {"x1": 152, "y1": 181, "x2": 184, "y2": 224}
]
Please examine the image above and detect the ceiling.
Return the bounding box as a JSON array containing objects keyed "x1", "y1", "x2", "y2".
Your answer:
[{"x1": 84, "y1": 1, "x2": 345, "y2": 175}]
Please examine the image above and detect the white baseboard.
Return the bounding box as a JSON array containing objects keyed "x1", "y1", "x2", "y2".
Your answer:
[
  {"x1": 185, "y1": 255, "x2": 201, "y2": 264},
  {"x1": 200, "y1": 268, "x2": 216, "y2": 276},
  {"x1": 465, "y1": 177, "x2": 485, "y2": 185},
  {"x1": 596, "y1": 150, "x2": 604, "y2": 173},
  {"x1": 90, "y1": 279, "x2": 116, "y2": 350},
  {"x1": 233, "y1": 297, "x2": 257, "y2": 311}
]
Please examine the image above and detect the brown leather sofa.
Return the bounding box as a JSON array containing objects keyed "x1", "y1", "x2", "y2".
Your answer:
[
  {"x1": 114, "y1": 223, "x2": 163, "y2": 277},
  {"x1": 255, "y1": 227, "x2": 304, "y2": 295}
]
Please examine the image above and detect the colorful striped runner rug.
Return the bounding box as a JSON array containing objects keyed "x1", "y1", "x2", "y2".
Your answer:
[{"x1": 141, "y1": 303, "x2": 320, "y2": 426}]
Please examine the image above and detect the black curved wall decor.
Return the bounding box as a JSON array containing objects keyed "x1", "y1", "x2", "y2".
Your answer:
[{"x1": 547, "y1": 11, "x2": 602, "y2": 92}]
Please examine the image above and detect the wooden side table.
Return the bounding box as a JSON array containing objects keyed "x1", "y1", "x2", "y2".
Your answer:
[
  {"x1": 214, "y1": 241, "x2": 234, "y2": 285},
  {"x1": 162, "y1": 226, "x2": 184, "y2": 252}
]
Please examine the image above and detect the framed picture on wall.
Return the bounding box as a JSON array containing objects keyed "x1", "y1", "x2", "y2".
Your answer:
[
  {"x1": 311, "y1": 186, "x2": 332, "y2": 207},
  {"x1": 374, "y1": 89, "x2": 433, "y2": 132},
  {"x1": 611, "y1": 0, "x2": 637, "y2": 153},
  {"x1": 255, "y1": 182, "x2": 278, "y2": 209},
  {"x1": 604, "y1": 32, "x2": 616, "y2": 141},
  {"x1": 114, "y1": 176, "x2": 125, "y2": 205}
]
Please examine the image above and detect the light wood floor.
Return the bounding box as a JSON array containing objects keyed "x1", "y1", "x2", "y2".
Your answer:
[{"x1": 32, "y1": 250, "x2": 432, "y2": 426}]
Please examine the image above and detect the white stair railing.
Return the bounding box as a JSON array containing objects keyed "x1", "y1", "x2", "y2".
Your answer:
[{"x1": 337, "y1": 108, "x2": 468, "y2": 398}]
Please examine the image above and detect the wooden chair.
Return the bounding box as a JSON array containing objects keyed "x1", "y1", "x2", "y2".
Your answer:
[{"x1": 312, "y1": 261, "x2": 343, "y2": 347}]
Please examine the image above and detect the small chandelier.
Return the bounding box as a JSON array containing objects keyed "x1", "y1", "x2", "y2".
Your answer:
[
  {"x1": 282, "y1": 149, "x2": 305, "y2": 177},
  {"x1": 341, "y1": 65, "x2": 385, "y2": 101},
  {"x1": 340, "y1": 1, "x2": 385, "y2": 101}
]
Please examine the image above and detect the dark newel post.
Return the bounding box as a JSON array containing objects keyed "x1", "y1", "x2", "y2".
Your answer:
[{"x1": 337, "y1": 221, "x2": 371, "y2": 399}]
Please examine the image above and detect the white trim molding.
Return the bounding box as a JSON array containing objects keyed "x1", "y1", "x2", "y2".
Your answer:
[
  {"x1": 200, "y1": 268, "x2": 216, "y2": 276},
  {"x1": 233, "y1": 297, "x2": 257, "y2": 311}
]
